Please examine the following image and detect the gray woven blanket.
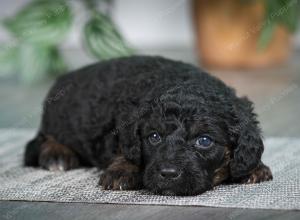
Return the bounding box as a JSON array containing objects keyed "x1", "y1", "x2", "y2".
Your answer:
[{"x1": 0, "y1": 129, "x2": 299, "y2": 210}]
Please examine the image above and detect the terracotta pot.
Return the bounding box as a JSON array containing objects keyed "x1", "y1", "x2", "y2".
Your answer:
[{"x1": 193, "y1": 0, "x2": 291, "y2": 69}]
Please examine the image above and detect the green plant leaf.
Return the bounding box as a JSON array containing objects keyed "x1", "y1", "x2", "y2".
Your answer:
[
  {"x1": 3, "y1": 0, "x2": 73, "y2": 46},
  {"x1": 83, "y1": 13, "x2": 134, "y2": 60},
  {"x1": 281, "y1": 1, "x2": 299, "y2": 32},
  {"x1": 18, "y1": 43, "x2": 51, "y2": 83},
  {"x1": 48, "y1": 47, "x2": 67, "y2": 76},
  {"x1": 258, "y1": 20, "x2": 276, "y2": 51},
  {"x1": 17, "y1": 43, "x2": 67, "y2": 83},
  {"x1": 257, "y1": 0, "x2": 299, "y2": 49}
]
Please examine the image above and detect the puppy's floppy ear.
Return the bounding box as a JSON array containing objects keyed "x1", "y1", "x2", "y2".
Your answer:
[
  {"x1": 229, "y1": 97, "x2": 264, "y2": 180},
  {"x1": 119, "y1": 121, "x2": 142, "y2": 166},
  {"x1": 118, "y1": 103, "x2": 151, "y2": 166}
]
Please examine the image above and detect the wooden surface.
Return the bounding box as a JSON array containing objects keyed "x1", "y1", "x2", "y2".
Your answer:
[
  {"x1": 0, "y1": 50, "x2": 299, "y2": 219},
  {"x1": 1, "y1": 201, "x2": 300, "y2": 220}
]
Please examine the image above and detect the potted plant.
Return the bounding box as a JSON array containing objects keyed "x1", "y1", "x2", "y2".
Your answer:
[{"x1": 193, "y1": 0, "x2": 300, "y2": 69}]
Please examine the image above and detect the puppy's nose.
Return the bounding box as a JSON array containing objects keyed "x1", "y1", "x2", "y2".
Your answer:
[{"x1": 159, "y1": 167, "x2": 181, "y2": 179}]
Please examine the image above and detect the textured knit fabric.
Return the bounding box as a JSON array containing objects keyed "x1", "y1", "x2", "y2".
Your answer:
[{"x1": 0, "y1": 129, "x2": 299, "y2": 210}]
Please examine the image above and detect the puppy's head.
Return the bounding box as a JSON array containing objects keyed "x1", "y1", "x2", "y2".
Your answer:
[{"x1": 120, "y1": 85, "x2": 264, "y2": 196}]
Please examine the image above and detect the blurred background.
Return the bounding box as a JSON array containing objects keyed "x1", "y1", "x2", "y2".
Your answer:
[{"x1": 0, "y1": 0, "x2": 300, "y2": 137}]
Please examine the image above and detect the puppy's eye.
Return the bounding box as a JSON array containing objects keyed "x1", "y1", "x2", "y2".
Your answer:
[
  {"x1": 195, "y1": 136, "x2": 213, "y2": 148},
  {"x1": 148, "y1": 132, "x2": 161, "y2": 145}
]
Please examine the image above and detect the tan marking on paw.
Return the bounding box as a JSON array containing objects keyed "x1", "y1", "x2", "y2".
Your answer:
[{"x1": 244, "y1": 163, "x2": 273, "y2": 184}]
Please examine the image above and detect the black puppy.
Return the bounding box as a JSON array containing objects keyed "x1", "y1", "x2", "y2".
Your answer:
[{"x1": 24, "y1": 56, "x2": 272, "y2": 196}]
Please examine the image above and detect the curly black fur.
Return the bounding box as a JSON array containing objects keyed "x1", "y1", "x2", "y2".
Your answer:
[{"x1": 24, "y1": 56, "x2": 272, "y2": 196}]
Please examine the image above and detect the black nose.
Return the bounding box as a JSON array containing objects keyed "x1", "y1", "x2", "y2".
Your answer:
[{"x1": 159, "y1": 167, "x2": 181, "y2": 179}]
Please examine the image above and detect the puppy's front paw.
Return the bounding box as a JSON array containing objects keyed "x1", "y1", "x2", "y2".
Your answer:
[
  {"x1": 99, "y1": 170, "x2": 142, "y2": 190},
  {"x1": 243, "y1": 163, "x2": 273, "y2": 184},
  {"x1": 99, "y1": 156, "x2": 142, "y2": 190},
  {"x1": 39, "y1": 136, "x2": 79, "y2": 171}
]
